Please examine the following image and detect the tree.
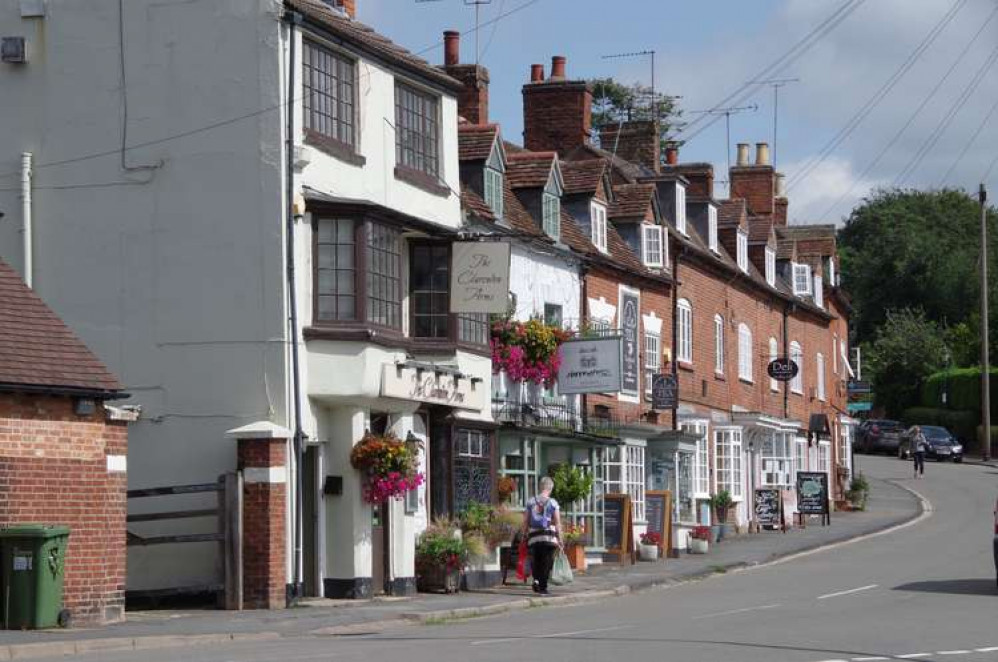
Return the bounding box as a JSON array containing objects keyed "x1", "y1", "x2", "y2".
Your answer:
[
  {"x1": 588, "y1": 78, "x2": 682, "y2": 156},
  {"x1": 867, "y1": 308, "x2": 949, "y2": 417}
]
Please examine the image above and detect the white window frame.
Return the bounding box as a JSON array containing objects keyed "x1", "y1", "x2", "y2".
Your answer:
[
  {"x1": 682, "y1": 421, "x2": 710, "y2": 499},
  {"x1": 765, "y1": 247, "x2": 776, "y2": 287},
  {"x1": 738, "y1": 323, "x2": 753, "y2": 383},
  {"x1": 795, "y1": 436, "x2": 807, "y2": 475},
  {"x1": 627, "y1": 445, "x2": 646, "y2": 522},
  {"x1": 457, "y1": 429, "x2": 486, "y2": 458},
  {"x1": 814, "y1": 275, "x2": 824, "y2": 308},
  {"x1": 769, "y1": 337, "x2": 779, "y2": 392},
  {"x1": 675, "y1": 184, "x2": 687, "y2": 235},
  {"x1": 818, "y1": 440, "x2": 831, "y2": 477},
  {"x1": 817, "y1": 352, "x2": 826, "y2": 401},
  {"x1": 790, "y1": 341, "x2": 803, "y2": 394},
  {"x1": 644, "y1": 331, "x2": 661, "y2": 395},
  {"x1": 591, "y1": 202, "x2": 608, "y2": 253},
  {"x1": 714, "y1": 428, "x2": 744, "y2": 501},
  {"x1": 542, "y1": 191, "x2": 560, "y2": 240},
  {"x1": 642, "y1": 225, "x2": 663, "y2": 268},
  {"x1": 708, "y1": 205, "x2": 719, "y2": 253},
  {"x1": 762, "y1": 432, "x2": 793, "y2": 489},
  {"x1": 677, "y1": 299, "x2": 693, "y2": 364},
  {"x1": 484, "y1": 166, "x2": 504, "y2": 219},
  {"x1": 736, "y1": 229, "x2": 749, "y2": 273},
  {"x1": 714, "y1": 314, "x2": 725, "y2": 375},
  {"x1": 793, "y1": 263, "x2": 812, "y2": 296}
]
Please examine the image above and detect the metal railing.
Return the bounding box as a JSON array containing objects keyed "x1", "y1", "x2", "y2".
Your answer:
[{"x1": 492, "y1": 392, "x2": 620, "y2": 439}]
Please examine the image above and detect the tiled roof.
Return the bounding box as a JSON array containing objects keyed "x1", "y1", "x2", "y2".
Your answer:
[
  {"x1": 718, "y1": 199, "x2": 747, "y2": 227},
  {"x1": 458, "y1": 124, "x2": 499, "y2": 161},
  {"x1": 608, "y1": 183, "x2": 656, "y2": 219},
  {"x1": 286, "y1": 0, "x2": 462, "y2": 92},
  {"x1": 506, "y1": 152, "x2": 557, "y2": 188},
  {"x1": 560, "y1": 159, "x2": 608, "y2": 195},
  {"x1": 0, "y1": 260, "x2": 122, "y2": 394},
  {"x1": 503, "y1": 185, "x2": 544, "y2": 237},
  {"x1": 777, "y1": 224, "x2": 837, "y2": 241},
  {"x1": 607, "y1": 226, "x2": 646, "y2": 272},
  {"x1": 567, "y1": 144, "x2": 654, "y2": 183},
  {"x1": 460, "y1": 187, "x2": 495, "y2": 223},
  {"x1": 776, "y1": 224, "x2": 837, "y2": 258},
  {"x1": 748, "y1": 217, "x2": 775, "y2": 244}
]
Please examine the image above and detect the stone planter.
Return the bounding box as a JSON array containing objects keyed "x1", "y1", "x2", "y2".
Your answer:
[
  {"x1": 565, "y1": 543, "x2": 587, "y2": 571},
  {"x1": 689, "y1": 538, "x2": 709, "y2": 554},
  {"x1": 639, "y1": 544, "x2": 659, "y2": 561}
]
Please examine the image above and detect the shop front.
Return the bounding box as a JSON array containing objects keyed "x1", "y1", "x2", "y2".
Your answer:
[
  {"x1": 645, "y1": 431, "x2": 698, "y2": 555},
  {"x1": 731, "y1": 413, "x2": 804, "y2": 526}
]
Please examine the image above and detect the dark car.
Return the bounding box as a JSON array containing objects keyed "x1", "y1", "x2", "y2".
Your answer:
[
  {"x1": 858, "y1": 419, "x2": 904, "y2": 454},
  {"x1": 899, "y1": 425, "x2": 964, "y2": 462}
]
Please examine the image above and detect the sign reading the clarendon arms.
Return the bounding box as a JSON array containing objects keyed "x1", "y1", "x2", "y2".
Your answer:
[{"x1": 449, "y1": 242, "x2": 511, "y2": 314}]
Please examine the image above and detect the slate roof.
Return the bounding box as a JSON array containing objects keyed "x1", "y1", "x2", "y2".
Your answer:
[
  {"x1": 286, "y1": 0, "x2": 462, "y2": 92},
  {"x1": 608, "y1": 183, "x2": 656, "y2": 219},
  {"x1": 0, "y1": 260, "x2": 122, "y2": 395},
  {"x1": 458, "y1": 124, "x2": 499, "y2": 161},
  {"x1": 506, "y1": 152, "x2": 557, "y2": 188}
]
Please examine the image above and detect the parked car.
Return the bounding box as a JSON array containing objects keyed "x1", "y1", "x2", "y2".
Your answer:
[
  {"x1": 898, "y1": 425, "x2": 964, "y2": 462},
  {"x1": 858, "y1": 419, "x2": 904, "y2": 454}
]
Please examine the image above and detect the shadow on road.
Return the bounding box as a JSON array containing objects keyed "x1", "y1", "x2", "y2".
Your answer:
[{"x1": 893, "y1": 578, "x2": 997, "y2": 596}]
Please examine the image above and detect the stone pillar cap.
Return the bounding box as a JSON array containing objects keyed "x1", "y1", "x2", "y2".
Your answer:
[{"x1": 225, "y1": 421, "x2": 293, "y2": 440}]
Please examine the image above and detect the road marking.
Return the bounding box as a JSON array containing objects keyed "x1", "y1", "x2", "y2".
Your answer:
[
  {"x1": 692, "y1": 603, "x2": 781, "y2": 619},
  {"x1": 976, "y1": 647, "x2": 998, "y2": 653},
  {"x1": 937, "y1": 651, "x2": 972, "y2": 656},
  {"x1": 897, "y1": 654, "x2": 931, "y2": 659},
  {"x1": 470, "y1": 625, "x2": 633, "y2": 646},
  {"x1": 852, "y1": 657, "x2": 889, "y2": 661},
  {"x1": 817, "y1": 584, "x2": 878, "y2": 600}
]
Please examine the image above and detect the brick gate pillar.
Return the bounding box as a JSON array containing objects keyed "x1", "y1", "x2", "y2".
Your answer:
[{"x1": 226, "y1": 422, "x2": 291, "y2": 610}]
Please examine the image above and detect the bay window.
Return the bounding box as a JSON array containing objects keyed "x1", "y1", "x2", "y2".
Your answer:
[
  {"x1": 761, "y1": 432, "x2": 793, "y2": 489},
  {"x1": 715, "y1": 428, "x2": 744, "y2": 500},
  {"x1": 410, "y1": 243, "x2": 487, "y2": 344},
  {"x1": 303, "y1": 40, "x2": 357, "y2": 151},
  {"x1": 682, "y1": 421, "x2": 710, "y2": 499},
  {"x1": 606, "y1": 445, "x2": 646, "y2": 522}
]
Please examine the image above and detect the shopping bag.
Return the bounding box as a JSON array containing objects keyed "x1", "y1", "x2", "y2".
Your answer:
[
  {"x1": 515, "y1": 536, "x2": 530, "y2": 582},
  {"x1": 550, "y1": 549, "x2": 574, "y2": 585}
]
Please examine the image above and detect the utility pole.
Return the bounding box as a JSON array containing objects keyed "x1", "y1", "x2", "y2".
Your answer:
[{"x1": 982, "y1": 183, "x2": 991, "y2": 462}]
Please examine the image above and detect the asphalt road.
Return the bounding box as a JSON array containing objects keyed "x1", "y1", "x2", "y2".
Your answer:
[{"x1": 45, "y1": 455, "x2": 998, "y2": 662}]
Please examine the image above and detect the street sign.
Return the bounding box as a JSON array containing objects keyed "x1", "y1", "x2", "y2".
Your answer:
[
  {"x1": 767, "y1": 357, "x2": 799, "y2": 382},
  {"x1": 651, "y1": 374, "x2": 678, "y2": 410}
]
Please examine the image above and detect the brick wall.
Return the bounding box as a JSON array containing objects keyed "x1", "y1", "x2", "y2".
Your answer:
[
  {"x1": 522, "y1": 80, "x2": 592, "y2": 155},
  {"x1": 598, "y1": 121, "x2": 660, "y2": 174},
  {"x1": 0, "y1": 393, "x2": 127, "y2": 625},
  {"x1": 729, "y1": 166, "x2": 775, "y2": 218},
  {"x1": 446, "y1": 64, "x2": 489, "y2": 125},
  {"x1": 237, "y1": 438, "x2": 287, "y2": 610}
]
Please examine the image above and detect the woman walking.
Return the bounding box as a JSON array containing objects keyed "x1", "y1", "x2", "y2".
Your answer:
[
  {"x1": 522, "y1": 476, "x2": 562, "y2": 595},
  {"x1": 912, "y1": 425, "x2": 928, "y2": 479}
]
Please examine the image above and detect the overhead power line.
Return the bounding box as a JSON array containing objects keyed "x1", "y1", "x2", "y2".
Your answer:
[
  {"x1": 678, "y1": 0, "x2": 867, "y2": 145},
  {"x1": 787, "y1": 0, "x2": 967, "y2": 192},
  {"x1": 939, "y1": 94, "x2": 998, "y2": 187},
  {"x1": 817, "y1": 2, "x2": 998, "y2": 222}
]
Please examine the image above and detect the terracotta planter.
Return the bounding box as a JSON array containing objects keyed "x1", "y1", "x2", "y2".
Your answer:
[{"x1": 565, "y1": 543, "x2": 587, "y2": 571}]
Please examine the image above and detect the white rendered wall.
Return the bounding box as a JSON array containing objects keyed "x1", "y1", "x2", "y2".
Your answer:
[{"x1": 509, "y1": 245, "x2": 581, "y2": 326}]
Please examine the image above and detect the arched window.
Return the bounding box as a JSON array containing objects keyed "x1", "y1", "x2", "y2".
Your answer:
[
  {"x1": 714, "y1": 315, "x2": 724, "y2": 374},
  {"x1": 769, "y1": 337, "x2": 779, "y2": 392},
  {"x1": 790, "y1": 341, "x2": 803, "y2": 394},
  {"x1": 738, "y1": 323, "x2": 753, "y2": 382},
  {"x1": 677, "y1": 299, "x2": 693, "y2": 363}
]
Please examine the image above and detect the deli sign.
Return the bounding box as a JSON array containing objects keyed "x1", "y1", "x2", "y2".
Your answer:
[
  {"x1": 767, "y1": 357, "x2": 799, "y2": 382},
  {"x1": 450, "y1": 241, "x2": 511, "y2": 314},
  {"x1": 557, "y1": 337, "x2": 623, "y2": 395}
]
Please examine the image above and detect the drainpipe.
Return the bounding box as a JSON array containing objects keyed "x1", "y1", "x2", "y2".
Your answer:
[
  {"x1": 671, "y1": 246, "x2": 683, "y2": 431},
  {"x1": 580, "y1": 263, "x2": 589, "y2": 429},
  {"x1": 783, "y1": 301, "x2": 792, "y2": 420},
  {"x1": 283, "y1": 11, "x2": 305, "y2": 607},
  {"x1": 21, "y1": 152, "x2": 32, "y2": 288}
]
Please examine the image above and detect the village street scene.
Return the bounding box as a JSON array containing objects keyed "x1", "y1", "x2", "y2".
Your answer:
[{"x1": 0, "y1": 1, "x2": 996, "y2": 660}]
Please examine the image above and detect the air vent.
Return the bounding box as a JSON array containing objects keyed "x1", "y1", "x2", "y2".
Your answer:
[{"x1": 1, "y1": 37, "x2": 26, "y2": 64}]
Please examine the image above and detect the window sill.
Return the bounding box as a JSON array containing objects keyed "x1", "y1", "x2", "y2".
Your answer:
[
  {"x1": 305, "y1": 130, "x2": 366, "y2": 167},
  {"x1": 394, "y1": 165, "x2": 450, "y2": 197},
  {"x1": 791, "y1": 389, "x2": 804, "y2": 397},
  {"x1": 677, "y1": 361, "x2": 695, "y2": 372},
  {"x1": 303, "y1": 326, "x2": 489, "y2": 357},
  {"x1": 714, "y1": 372, "x2": 725, "y2": 381},
  {"x1": 739, "y1": 377, "x2": 754, "y2": 385}
]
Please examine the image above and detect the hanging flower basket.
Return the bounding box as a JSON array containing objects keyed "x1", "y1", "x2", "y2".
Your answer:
[
  {"x1": 490, "y1": 318, "x2": 573, "y2": 387},
  {"x1": 350, "y1": 431, "x2": 424, "y2": 504}
]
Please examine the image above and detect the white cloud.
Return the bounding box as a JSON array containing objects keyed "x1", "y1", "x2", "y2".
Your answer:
[{"x1": 782, "y1": 156, "x2": 883, "y2": 225}]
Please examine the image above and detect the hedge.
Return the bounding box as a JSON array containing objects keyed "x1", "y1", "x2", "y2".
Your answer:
[
  {"x1": 901, "y1": 406, "x2": 998, "y2": 454},
  {"x1": 920, "y1": 367, "x2": 998, "y2": 417}
]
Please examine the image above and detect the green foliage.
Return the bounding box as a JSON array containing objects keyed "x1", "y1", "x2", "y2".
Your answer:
[
  {"x1": 416, "y1": 519, "x2": 467, "y2": 567},
  {"x1": 710, "y1": 490, "x2": 733, "y2": 520},
  {"x1": 920, "y1": 367, "x2": 998, "y2": 416},
  {"x1": 866, "y1": 308, "x2": 948, "y2": 417},
  {"x1": 846, "y1": 473, "x2": 870, "y2": 510},
  {"x1": 549, "y1": 464, "x2": 595, "y2": 508},
  {"x1": 588, "y1": 77, "x2": 682, "y2": 154}
]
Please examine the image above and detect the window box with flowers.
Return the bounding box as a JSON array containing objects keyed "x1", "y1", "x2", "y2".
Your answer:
[{"x1": 349, "y1": 431, "x2": 424, "y2": 504}]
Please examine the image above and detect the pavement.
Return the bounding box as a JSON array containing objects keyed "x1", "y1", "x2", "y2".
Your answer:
[{"x1": 0, "y1": 469, "x2": 924, "y2": 661}]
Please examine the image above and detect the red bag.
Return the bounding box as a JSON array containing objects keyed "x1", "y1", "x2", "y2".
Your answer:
[{"x1": 515, "y1": 535, "x2": 530, "y2": 582}]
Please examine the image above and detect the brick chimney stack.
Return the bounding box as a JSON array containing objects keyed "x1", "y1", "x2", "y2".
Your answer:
[
  {"x1": 599, "y1": 120, "x2": 661, "y2": 174},
  {"x1": 522, "y1": 56, "x2": 593, "y2": 155},
  {"x1": 774, "y1": 172, "x2": 788, "y2": 226},
  {"x1": 441, "y1": 31, "x2": 490, "y2": 125},
  {"x1": 729, "y1": 141, "x2": 775, "y2": 218},
  {"x1": 335, "y1": 0, "x2": 356, "y2": 18}
]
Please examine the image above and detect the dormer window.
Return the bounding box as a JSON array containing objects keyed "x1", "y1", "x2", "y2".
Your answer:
[
  {"x1": 736, "y1": 230, "x2": 748, "y2": 273},
  {"x1": 765, "y1": 247, "x2": 776, "y2": 287},
  {"x1": 642, "y1": 225, "x2": 664, "y2": 268},
  {"x1": 543, "y1": 192, "x2": 560, "y2": 240},
  {"x1": 793, "y1": 263, "x2": 812, "y2": 296},
  {"x1": 708, "y1": 205, "x2": 718, "y2": 253},
  {"x1": 676, "y1": 184, "x2": 687, "y2": 235},
  {"x1": 484, "y1": 167, "x2": 503, "y2": 219},
  {"x1": 591, "y1": 202, "x2": 608, "y2": 253}
]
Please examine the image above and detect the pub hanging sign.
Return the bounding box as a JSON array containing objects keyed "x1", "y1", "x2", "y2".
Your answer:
[
  {"x1": 767, "y1": 357, "x2": 799, "y2": 382},
  {"x1": 449, "y1": 241, "x2": 511, "y2": 314}
]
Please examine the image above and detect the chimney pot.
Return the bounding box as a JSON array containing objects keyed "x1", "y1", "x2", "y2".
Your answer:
[
  {"x1": 755, "y1": 142, "x2": 770, "y2": 166},
  {"x1": 665, "y1": 145, "x2": 679, "y2": 165},
  {"x1": 443, "y1": 31, "x2": 460, "y2": 67},
  {"x1": 530, "y1": 63, "x2": 545, "y2": 82},
  {"x1": 550, "y1": 55, "x2": 566, "y2": 80},
  {"x1": 736, "y1": 143, "x2": 750, "y2": 167}
]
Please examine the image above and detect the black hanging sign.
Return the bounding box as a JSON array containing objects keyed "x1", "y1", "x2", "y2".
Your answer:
[
  {"x1": 767, "y1": 357, "x2": 799, "y2": 382},
  {"x1": 620, "y1": 290, "x2": 640, "y2": 394},
  {"x1": 652, "y1": 374, "x2": 678, "y2": 410}
]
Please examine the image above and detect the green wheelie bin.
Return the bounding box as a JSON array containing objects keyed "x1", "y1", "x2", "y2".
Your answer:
[{"x1": 0, "y1": 525, "x2": 70, "y2": 629}]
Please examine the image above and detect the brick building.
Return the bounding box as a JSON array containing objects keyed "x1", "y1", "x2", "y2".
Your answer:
[{"x1": 0, "y1": 260, "x2": 129, "y2": 625}]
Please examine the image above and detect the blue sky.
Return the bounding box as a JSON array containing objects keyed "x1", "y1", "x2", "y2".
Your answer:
[{"x1": 361, "y1": 0, "x2": 998, "y2": 223}]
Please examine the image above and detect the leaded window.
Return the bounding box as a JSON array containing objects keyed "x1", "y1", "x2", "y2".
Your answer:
[
  {"x1": 410, "y1": 244, "x2": 450, "y2": 338},
  {"x1": 485, "y1": 167, "x2": 504, "y2": 218},
  {"x1": 543, "y1": 193, "x2": 560, "y2": 240},
  {"x1": 453, "y1": 429, "x2": 492, "y2": 514},
  {"x1": 303, "y1": 41, "x2": 356, "y2": 147},
  {"x1": 365, "y1": 222, "x2": 402, "y2": 328},
  {"x1": 395, "y1": 82, "x2": 440, "y2": 177},
  {"x1": 316, "y1": 219, "x2": 356, "y2": 322}
]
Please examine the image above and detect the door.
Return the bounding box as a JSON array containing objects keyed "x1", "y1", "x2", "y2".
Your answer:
[{"x1": 303, "y1": 445, "x2": 319, "y2": 597}]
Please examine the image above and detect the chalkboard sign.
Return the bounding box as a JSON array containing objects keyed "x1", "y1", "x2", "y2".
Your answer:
[
  {"x1": 797, "y1": 472, "x2": 830, "y2": 524},
  {"x1": 603, "y1": 493, "x2": 633, "y2": 564},
  {"x1": 754, "y1": 488, "x2": 782, "y2": 528},
  {"x1": 644, "y1": 490, "x2": 672, "y2": 554}
]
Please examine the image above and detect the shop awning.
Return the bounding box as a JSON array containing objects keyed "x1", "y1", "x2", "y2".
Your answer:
[
  {"x1": 730, "y1": 411, "x2": 803, "y2": 431},
  {"x1": 646, "y1": 430, "x2": 699, "y2": 455},
  {"x1": 809, "y1": 413, "x2": 831, "y2": 436}
]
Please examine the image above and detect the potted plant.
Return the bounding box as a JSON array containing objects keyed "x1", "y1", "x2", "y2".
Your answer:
[
  {"x1": 415, "y1": 518, "x2": 467, "y2": 594},
  {"x1": 349, "y1": 431, "x2": 424, "y2": 504},
  {"x1": 561, "y1": 522, "x2": 587, "y2": 571},
  {"x1": 710, "y1": 490, "x2": 733, "y2": 540},
  {"x1": 639, "y1": 531, "x2": 661, "y2": 561},
  {"x1": 845, "y1": 473, "x2": 870, "y2": 511},
  {"x1": 497, "y1": 475, "x2": 517, "y2": 504},
  {"x1": 689, "y1": 526, "x2": 710, "y2": 554},
  {"x1": 549, "y1": 464, "x2": 595, "y2": 510}
]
